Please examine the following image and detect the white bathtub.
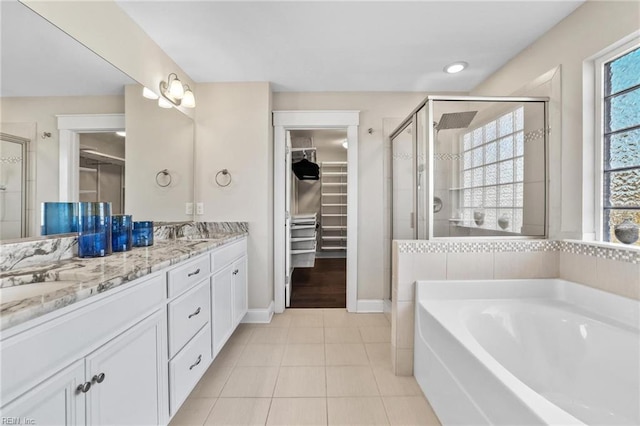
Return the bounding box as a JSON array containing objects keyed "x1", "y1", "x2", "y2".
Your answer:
[{"x1": 414, "y1": 279, "x2": 640, "y2": 425}]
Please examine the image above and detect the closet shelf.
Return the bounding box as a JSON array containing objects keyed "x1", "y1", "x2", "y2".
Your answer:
[
  {"x1": 322, "y1": 225, "x2": 347, "y2": 230},
  {"x1": 322, "y1": 193, "x2": 346, "y2": 197},
  {"x1": 321, "y1": 161, "x2": 347, "y2": 166},
  {"x1": 79, "y1": 190, "x2": 97, "y2": 194},
  {"x1": 321, "y1": 182, "x2": 347, "y2": 187},
  {"x1": 322, "y1": 236, "x2": 347, "y2": 241},
  {"x1": 322, "y1": 172, "x2": 347, "y2": 176},
  {"x1": 321, "y1": 246, "x2": 347, "y2": 250},
  {"x1": 321, "y1": 213, "x2": 347, "y2": 217},
  {"x1": 79, "y1": 167, "x2": 97, "y2": 173},
  {"x1": 322, "y1": 203, "x2": 347, "y2": 207},
  {"x1": 80, "y1": 150, "x2": 125, "y2": 166}
]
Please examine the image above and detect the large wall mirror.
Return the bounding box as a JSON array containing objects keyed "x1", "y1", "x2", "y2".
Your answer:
[{"x1": 0, "y1": 0, "x2": 195, "y2": 240}]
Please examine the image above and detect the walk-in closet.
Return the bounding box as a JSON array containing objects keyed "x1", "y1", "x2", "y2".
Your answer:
[{"x1": 289, "y1": 129, "x2": 348, "y2": 308}]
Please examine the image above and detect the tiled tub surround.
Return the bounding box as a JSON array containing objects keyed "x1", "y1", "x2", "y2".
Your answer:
[
  {"x1": 0, "y1": 222, "x2": 248, "y2": 272},
  {"x1": 0, "y1": 229, "x2": 247, "y2": 331},
  {"x1": 391, "y1": 239, "x2": 640, "y2": 375}
]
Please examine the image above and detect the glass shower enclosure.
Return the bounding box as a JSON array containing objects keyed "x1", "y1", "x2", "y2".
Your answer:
[{"x1": 391, "y1": 96, "x2": 548, "y2": 240}]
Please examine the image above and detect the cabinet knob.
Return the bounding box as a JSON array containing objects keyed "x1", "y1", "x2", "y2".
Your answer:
[
  {"x1": 76, "y1": 382, "x2": 91, "y2": 393},
  {"x1": 92, "y1": 372, "x2": 106, "y2": 384},
  {"x1": 188, "y1": 307, "x2": 201, "y2": 319},
  {"x1": 189, "y1": 354, "x2": 202, "y2": 370},
  {"x1": 187, "y1": 268, "x2": 201, "y2": 277}
]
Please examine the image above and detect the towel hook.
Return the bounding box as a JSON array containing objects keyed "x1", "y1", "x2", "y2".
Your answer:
[
  {"x1": 215, "y1": 169, "x2": 232, "y2": 187},
  {"x1": 155, "y1": 169, "x2": 172, "y2": 187}
]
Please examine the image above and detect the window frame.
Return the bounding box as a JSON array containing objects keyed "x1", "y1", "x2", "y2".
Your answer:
[
  {"x1": 594, "y1": 38, "x2": 640, "y2": 243},
  {"x1": 459, "y1": 106, "x2": 525, "y2": 232}
]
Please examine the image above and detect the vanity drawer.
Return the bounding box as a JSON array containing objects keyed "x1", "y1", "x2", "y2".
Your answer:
[
  {"x1": 211, "y1": 239, "x2": 246, "y2": 273},
  {"x1": 169, "y1": 323, "x2": 212, "y2": 414},
  {"x1": 168, "y1": 279, "x2": 210, "y2": 358},
  {"x1": 167, "y1": 254, "x2": 210, "y2": 298}
]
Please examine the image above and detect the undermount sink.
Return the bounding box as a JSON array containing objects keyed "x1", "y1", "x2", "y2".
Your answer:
[{"x1": 0, "y1": 281, "x2": 80, "y2": 304}]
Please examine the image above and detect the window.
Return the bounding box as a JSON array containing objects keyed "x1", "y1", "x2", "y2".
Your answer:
[
  {"x1": 460, "y1": 107, "x2": 524, "y2": 232},
  {"x1": 602, "y1": 46, "x2": 640, "y2": 245}
]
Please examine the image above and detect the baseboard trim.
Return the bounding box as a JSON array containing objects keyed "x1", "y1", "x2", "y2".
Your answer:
[
  {"x1": 242, "y1": 300, "x2": 275, "y2": 323},
  {"x1": 357, "y1": 299, "x2": 384, "y2": 313}
]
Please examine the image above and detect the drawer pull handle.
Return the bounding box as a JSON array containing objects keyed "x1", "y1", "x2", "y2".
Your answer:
[
  {"x1": 188, "y1": 307, "x2": 201, "y2": 319},
  {"x1": 189, "y1": 354, "x2": 202, "y2": 370},
  {"x1": 187, "y1": 268, "x2": 201, "y2": 277},
  {"x1": 92, "y1": 373, "x2": 106, "y2": 384},
  {"x1": 76, "y1": 382, "x2": 91, "y2": 393}
]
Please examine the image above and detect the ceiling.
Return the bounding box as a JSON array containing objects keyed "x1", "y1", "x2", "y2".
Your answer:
[
  {"x1": 116, "y1": 0, "x2": 584, "y2": 92},
  {"x1": 1, "y1": 1, "x2": 585, "y2": 97},
  {"x1": 0, "y1": 0, "x2": 134, "y2": 97}
]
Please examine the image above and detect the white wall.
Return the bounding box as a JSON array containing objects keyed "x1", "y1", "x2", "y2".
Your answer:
[
  {"x1": 194, "y1": 82, "x2": 273, "y2": 311},
  {"x1": 273, "y1": 92, "x2": 427, "y2": 300},
  {"x1": 471, "y1": 0, "x2": 640, "y2": 240},
  {"x1": 125, "y1": 85, "x2": 194, "y2": 222}
]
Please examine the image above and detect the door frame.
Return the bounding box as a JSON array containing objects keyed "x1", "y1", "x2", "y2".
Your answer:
[
  {"x1": 57, "y1": 113, "x2": 125, "y2": 201},
  {"x1": 273, "y1": 110, "x2": 360, "y2": 313}
]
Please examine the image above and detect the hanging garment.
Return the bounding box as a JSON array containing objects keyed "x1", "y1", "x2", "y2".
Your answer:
[{"x1": 292, "y1": 158, "x2": 320, "y2": 180}]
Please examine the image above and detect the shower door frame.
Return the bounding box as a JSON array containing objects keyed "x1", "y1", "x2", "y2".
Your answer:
[
  {"x1": 0, "y1": 133, "x2": 29, "y2": 238},
  {"x1": 390, "y1": 95, "x2": 550, "y2": 241}
]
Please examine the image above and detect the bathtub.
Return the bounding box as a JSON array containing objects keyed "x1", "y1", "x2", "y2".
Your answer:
[{"x1": 414, "y1": 279, "x2": 640, "y2": 425}]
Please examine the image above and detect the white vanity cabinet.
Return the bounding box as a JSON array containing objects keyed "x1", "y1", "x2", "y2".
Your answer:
[
  {"x1": 0, "y1": 236, "x2": 248, "y2": 426},
  {"x1": 0, "y1": 274, "x2": 167, "y2": 426},
  {"x1": 211, "y1": 239, "x2": 247, "y2": 357}
]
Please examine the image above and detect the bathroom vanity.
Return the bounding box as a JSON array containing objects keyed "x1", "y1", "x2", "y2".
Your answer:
[{"x1": 0, "y1": 233, "x2": 247, "y2": 425}]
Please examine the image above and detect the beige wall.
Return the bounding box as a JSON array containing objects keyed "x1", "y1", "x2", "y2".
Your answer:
[
  {"x1": 125, "y1": 85, "x2": 194, "y2": 222},
  {"x1": 194, "y1": 82, "x2": 273, "y2": 310},
  {"x1": 274, "y1": 92, "x2": 427, "y2": 300},
  {"x1": 0, "y1": 95, "x2": 123, "y2": 235},
  {"x1": 471, "y1": 0, "x2": 640, "y2": 240}
]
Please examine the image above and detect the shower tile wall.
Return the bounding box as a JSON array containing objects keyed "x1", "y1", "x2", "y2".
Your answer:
[{"x1": 391, "y1": 239, "x2": 640, "y2": 376}]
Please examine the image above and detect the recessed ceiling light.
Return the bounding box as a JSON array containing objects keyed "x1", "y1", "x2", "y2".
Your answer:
[
  {"x1": 444, "y1": 61, "x2": 468, "y2": 74},
  {"x1": 116, "y1": 131, "x2": 126, "y2": 137}
]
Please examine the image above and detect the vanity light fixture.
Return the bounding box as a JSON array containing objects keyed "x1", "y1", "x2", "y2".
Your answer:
[
  {"x1": 342, "y1": 140, "x2": 348, "y2": 149},
  {"x1": 444, "y1": 61, "x2": 468, "y2": 74},
  {"x1": 142, "y1": 87, "x2": 159, "y2": 100},
  {"x1": 158, "y1": 97, "x2": 173, "y2": 109},
  {"x1": 159, "y1": 73, "x2": 196, "y2": 108}
]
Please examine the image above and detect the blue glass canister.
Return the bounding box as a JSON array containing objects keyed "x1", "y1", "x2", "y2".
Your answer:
[
  {"x1": 77, "y1": 202, "x2": 112, "y2": 258},
  {"x1": 41, "y1": 202, "x2": 79, "y2": 235},
  {"x1": 112, "y1": 215, "x2": 133, "y2": 252},
  {"x1": 133, "y1": 221, "x2": 154, "y2": 247}
]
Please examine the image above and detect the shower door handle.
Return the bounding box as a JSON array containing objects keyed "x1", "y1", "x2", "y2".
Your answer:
[{"x1": 410, "y1": 212, "x2": 415, "y2": 229}]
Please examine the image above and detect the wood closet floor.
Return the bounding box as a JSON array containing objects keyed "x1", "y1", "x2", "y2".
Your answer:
[{"x1": 290, "y1": 258, "x2": 346, "y2": 308}]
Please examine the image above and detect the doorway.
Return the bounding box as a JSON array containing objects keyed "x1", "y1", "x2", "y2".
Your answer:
[
  {"x1": 289, "y1": 129, "x2": 348, "y2": 308},
  {"x1": 273, "y1": 110, "x2": 359, "y2": 313}
]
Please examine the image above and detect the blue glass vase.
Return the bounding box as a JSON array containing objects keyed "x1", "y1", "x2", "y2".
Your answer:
[
  {"x1": 41, "y1": 202, "x2": 79, "y2": 235},
  {"x1": 133, "y1": 221, "x2": 154, "y2": 247},
  {"x1": 77, "y1": 202, "x2": 112, "y2": 258},
  {"x1": 112, "y1": 215, "x2": 133, "y2": 252}
]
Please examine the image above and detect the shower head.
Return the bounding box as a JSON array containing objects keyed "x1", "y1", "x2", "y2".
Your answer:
[{"x1": 435, "y1": 111, "x2": 478, "y2": 131}]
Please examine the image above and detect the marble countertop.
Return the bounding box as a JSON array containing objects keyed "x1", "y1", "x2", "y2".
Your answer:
[{"x1": 0, "y1": 232, "x2": 247, "y2": 331}]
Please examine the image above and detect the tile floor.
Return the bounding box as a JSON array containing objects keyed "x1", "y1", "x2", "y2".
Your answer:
[{"x1": 170, "y1": 309, "x2": 441, "y2": 425}]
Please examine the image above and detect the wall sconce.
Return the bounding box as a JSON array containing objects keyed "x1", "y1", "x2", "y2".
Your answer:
[{"x1": 158, "y1": 73, "x2": 196, "y2": 108}]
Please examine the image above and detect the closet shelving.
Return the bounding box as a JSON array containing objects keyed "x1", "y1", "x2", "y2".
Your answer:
[{"x1": 320, "y1": 161, "x2": 347, "y2": 251}]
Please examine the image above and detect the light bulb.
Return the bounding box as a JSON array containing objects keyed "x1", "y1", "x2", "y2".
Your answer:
[
  {"x1": 169, "y1": 77, "x2": 184, "y2": 99},
  {"x1": 182, "y1": 88, "x2": 196, "y2": 108},
  {"x1": 158, "y1": 97, "x2": 173, "y2": 108},
  {"x1": 115, "y1": 131, "x2": 126, "y2": 137},
  {"x1": 444, "y1": 61, "x2": 468, "y2": 74},
  {"x1": 142, "y1": 87, "x2": 158, "y2": 100}
]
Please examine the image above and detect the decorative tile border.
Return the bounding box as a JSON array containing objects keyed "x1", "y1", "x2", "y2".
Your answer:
[
  {"x1": 435, "y1": 153, "x2": 462, "y2": 161},
  {"x1": 398, "y1": 239, "x2": 640, "y2": 263}
]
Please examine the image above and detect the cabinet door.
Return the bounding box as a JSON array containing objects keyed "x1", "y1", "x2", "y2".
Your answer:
[
  {"x1": 232, "y1": 256, "x2": 248, "y2": 327},
  {"x1": 0, "y1": 359, "x2": 85, "y2": 426},
  {"x1": 212, "y1": 266, "x2": 233, "y2": 356},
  {"x1": 85, "y1": 310, "x2": 164, "y2": 426}
]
